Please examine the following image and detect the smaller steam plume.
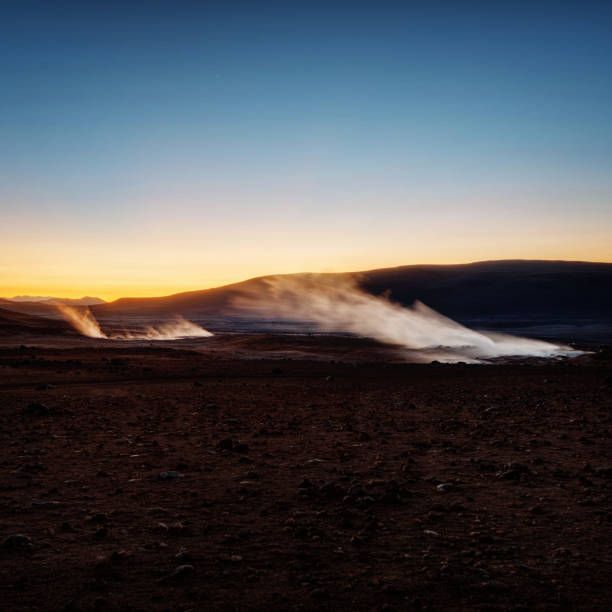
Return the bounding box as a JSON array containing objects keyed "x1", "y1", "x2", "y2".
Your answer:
[
  {"x1": 235, "y1": 275, "x2": 580, "y2": 363},
  {"x1": 118, "y1": 316, "x2": 213, "y2": 340},
  {"x1": 57, "y1": 306, "x2": 212, "y2": 340},
  {"x1": 57, "y1": 304, "x2": 106, "y2": 338}
]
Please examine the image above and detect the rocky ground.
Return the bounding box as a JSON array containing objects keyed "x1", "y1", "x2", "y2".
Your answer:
[{"x1": 0, "y1": 337, "x2": 610, "y2": 611}]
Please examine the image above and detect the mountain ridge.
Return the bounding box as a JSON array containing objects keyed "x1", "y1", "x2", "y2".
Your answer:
[
  {"x1": 88, "y1": 259, "x2": 612, "y2": 322},
  {"x1": 1, "y1": 260, "x2": 610, "y2": 325}
]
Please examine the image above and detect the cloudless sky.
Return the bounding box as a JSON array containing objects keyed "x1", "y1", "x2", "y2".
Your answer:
[{"x1": 1, "y1": 1, "x2": 611, "y2": 299}]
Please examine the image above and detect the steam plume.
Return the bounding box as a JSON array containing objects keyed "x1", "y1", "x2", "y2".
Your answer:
[
  {"x1": 57, "y1": 306, "x2": 212, "y2": 340},
  {"x1": 57, "y1": 304, "x2": 106, "y2": 338},
  {"x1": 235, "y1": 275, "x2": 580, "y2": 362},
  {"x1": 117, "y1": 316, "x2": 213, "y2": 340}
]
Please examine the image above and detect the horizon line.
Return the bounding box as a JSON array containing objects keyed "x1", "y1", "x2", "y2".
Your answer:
[{"x1": 2, "y1": 257, "x2": 612, "y2": 304}]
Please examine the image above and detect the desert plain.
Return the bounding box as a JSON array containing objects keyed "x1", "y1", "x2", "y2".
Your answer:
[{"x1": 0, "y1": 328, "x2": 610, "y2": 611}]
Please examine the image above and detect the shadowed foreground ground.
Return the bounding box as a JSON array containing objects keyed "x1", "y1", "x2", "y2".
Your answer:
[{"x1": 0, "y1": 338, "x2": 610, "y2": 611}]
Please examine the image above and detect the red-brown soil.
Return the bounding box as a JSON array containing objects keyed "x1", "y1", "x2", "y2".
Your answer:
[{"x1": 0, "y1": 337, "x2": 610, "y2": 611}]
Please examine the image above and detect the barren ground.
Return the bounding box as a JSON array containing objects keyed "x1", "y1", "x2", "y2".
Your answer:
[{"x1": 0, "y1": 335, "x2": 610, "y2": 611}]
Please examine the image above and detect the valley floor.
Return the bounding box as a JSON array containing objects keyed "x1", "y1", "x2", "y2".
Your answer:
[{"x1": 0, "y1": 338, "x2": 610, "y2": 610}]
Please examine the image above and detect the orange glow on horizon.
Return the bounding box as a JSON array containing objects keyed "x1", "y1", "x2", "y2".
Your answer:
[
  {"x1": 3, "y1": 197, "x2": 612, "y2": 302},
  {"x1": 3, "y1": 250, "x2": 612, "y2": 303}
]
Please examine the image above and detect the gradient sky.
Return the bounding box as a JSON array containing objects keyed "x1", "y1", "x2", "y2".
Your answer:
[{"x1": 1, "y1": 1, "x2": 611, "y2": 300}]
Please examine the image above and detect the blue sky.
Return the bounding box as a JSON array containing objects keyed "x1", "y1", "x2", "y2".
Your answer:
[{"x1": 1, "y1": 1, "x2": 611, "y2": 298}]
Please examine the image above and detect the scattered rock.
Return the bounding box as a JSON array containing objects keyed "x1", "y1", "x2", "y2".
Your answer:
[
  {"x1": 23, "y1": 402, "x2": 52, "y2": 416},
  {"x1": 110, "y1": 549, "x2": 131, "y2": 562},
  {"x1": 321, "y1": 481, "x2": 344, "y2": 498},
  {"x1": 299, "y1": 478, "x2": 315, "y2": 489},
  {"x1": 593, "y1": 466, "x2": 612, "y2": 478},
  {"x1": 175, "y1": 550, "x2": 193, "y2": 562},
  {"x1": 477, "y1": 460, "x2": 497, "y2": 472},
  {"x1": 2, "y1": 534, "x2": 32, "y2": 550},
  {"x1": 159, "y1": 471, "x2": 184, "y2": 480},
  {"x1": 32, "y1": 500, "x2": 62, "y2": 508},
  {"x1": 311, "y1": 588, "x2": 330, "y2": 600},
  {"x1": 499, "y1": 462, "x2": 531, "y2": 480},
  {"x1": 157, "y1": 564, "x2": 195, "y2": 583}
]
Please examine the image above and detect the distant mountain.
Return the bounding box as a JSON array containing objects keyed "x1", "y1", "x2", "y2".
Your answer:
[
  {"x1": 1, "y1": 260, "x2": 611, "y2": 342},
  {"x1": 7, "y1": 296, "x2": 105, "y2": 305},
  {"x1": 358, "y1": 260, "x2": 612, "y2": 321},
  {"x1": 91, "y1": 260, "x2": 612, "y2": 324}
]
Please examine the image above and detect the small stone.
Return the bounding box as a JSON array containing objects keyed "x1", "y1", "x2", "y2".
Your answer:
[
  {"x1": 175, "y1": 550, "x2": 193, "y2": 562},
  {"x1": 298, "y1": 573, "x2": 315, "y2": 584},
  {"x1": 2, "y1": 534, "x2": 32, "y2": 550},
  {"x1": 23, "y1": 402, "x2": 51, "y2": 416},
  {"x1": 594, "y1": 467, "x2": 612, "y2": 478},
  {"x1": 158, "y1": 471, "x2": 184, "y2": 480},
  {"x1": 436, "y1": 483, "x2": 454, "y2": 492},
  {"x1": 311, "y1": 588, "x2": 330, "y2": 600},
  {"x1": 164, "y1": 564, "x2": 195, "y2": 581},
  {"x1": 321, "y1": 481, "x2": 343, "y2": 498},
  {"x1": 32, "y1": 500, "x2": 62, "y2": 508},
  {"x1": 110, "y1": 550, "x2": 131, "y2": 562}
]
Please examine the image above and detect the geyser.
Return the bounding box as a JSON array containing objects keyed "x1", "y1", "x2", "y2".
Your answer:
[
  {"x1": 118, "y1": 316, "x2": 214, "y2": 340},
  {"x1": 57, "y1": 304, "x2": 106, "y2": 338},
  {"x1": 235, "y1": 275, "x2": 581, "y2": 362},
  {"x1": 57, "y1": 306, "x2": 213, "y2": 340}
]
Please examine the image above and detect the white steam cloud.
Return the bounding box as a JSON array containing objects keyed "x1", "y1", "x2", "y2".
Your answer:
[
  {"x1": 57, "y1": 306, "x2": 212, "y2": 340},
  {"x1": 57, "y1": 304, "x2": 106, "y2": 338},
  {"x1": 235, "y1": 275, "x2": 580, "y2": 363},
  {"x1": 117, "y1": 316, "x2": 213, "y2": 340}
]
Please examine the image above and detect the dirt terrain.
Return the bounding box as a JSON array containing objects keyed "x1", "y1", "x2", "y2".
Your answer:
[{"x1": 0, "y1": 336, "x2": 611, "y2": 611}]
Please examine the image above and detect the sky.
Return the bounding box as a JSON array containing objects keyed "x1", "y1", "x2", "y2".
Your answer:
[{"x1": 1, "y1": 1, "x2": 611, "y2": 300}]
